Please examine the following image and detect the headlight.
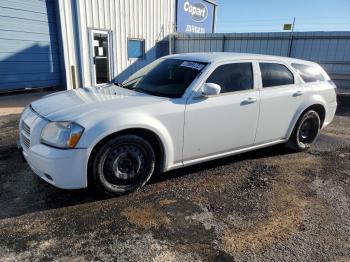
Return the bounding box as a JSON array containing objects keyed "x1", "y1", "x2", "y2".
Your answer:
[
  {"x1": 40, "y1": 121, "x2": 84, "y2": 149},
  {"x1": 22, "y1": 104, "x2": 30, "y2": 114}
]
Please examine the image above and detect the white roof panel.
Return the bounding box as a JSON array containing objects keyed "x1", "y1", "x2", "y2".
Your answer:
[{"x1": 165, "y1": 52, "x2": 318, "y2": 65}]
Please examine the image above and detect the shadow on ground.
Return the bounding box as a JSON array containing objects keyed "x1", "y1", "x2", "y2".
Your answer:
[
  {"x1": 0, "y1": 135, "x2": 293, "y2": 220},
  {"x1": 0, "y1": 102, "x2": 349, "y2": 261},
  {"x1": 1, "y1": 101, "x2": 350, "y2": 220}
]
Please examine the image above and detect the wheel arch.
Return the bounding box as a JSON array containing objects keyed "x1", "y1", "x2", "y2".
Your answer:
[
  {"x1": 87, "y1": 127, "x2": 168, "y2": 185},
  {"x1": 287, "y1": 103, "x2": 326, "y2": 139}
]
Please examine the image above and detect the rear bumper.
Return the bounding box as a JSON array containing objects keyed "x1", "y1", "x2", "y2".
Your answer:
[
  {"x1": 322, "y1": 101, "x2": 337, "y2": 128},
  {"x1": 22, "y1": 143, "x2": 89, "y2": 189}
]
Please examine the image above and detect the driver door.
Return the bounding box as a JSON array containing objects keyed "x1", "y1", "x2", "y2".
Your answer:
[{"x1": 183, "y1": 61, "x2": 260, "y2": 163}]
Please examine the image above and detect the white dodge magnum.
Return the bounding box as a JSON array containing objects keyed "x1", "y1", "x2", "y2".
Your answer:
[{"x1": 19, "y1": 53, "x2": 337, "y2": 195}]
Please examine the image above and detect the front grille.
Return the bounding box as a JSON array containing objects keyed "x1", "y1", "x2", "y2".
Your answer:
[
  {"x1": 21, "y1": 121, "x2": 31, "y2": 149},
  {"x1": 22, "y1": 134, "x2": 30, "y2": 149},
  {"x1": 22, "y1": 121, "x2": 30, "y2": 136}
]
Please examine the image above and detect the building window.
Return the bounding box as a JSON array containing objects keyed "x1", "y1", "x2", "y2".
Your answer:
[{"x1": 128, "y1": 39, "x2": 145, "y2": 59}]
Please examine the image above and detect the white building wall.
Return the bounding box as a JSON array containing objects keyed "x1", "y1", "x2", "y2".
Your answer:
[
  {"x1": 57, "y1": 0, "x2": 176, "y2": 89},
  {"x1": 56, "y1": 0, "x2": 80, "y2": 89}
]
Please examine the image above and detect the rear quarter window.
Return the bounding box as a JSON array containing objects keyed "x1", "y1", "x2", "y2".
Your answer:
[{"x1": 292, "y1": 63, "x2": 325, "y2": 83}]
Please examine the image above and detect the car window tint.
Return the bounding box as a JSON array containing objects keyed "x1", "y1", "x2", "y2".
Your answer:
[
  {"x1": 259, "y1": 63, "x2": 294, "y2": 88},
  {"x1": 122, "y1": 59, "x2": 207, "y2": 98},
  {"x1": 292, "y1": 63, "x2": 325, "y2": 83},
  {"x1": 206, "y1": 63, "x2": 253, "y2": 93}
]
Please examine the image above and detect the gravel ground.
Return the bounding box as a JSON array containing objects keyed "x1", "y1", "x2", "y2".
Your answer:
[{"x1": 0, "y1": 96, "x2": 349, "y2": 261}]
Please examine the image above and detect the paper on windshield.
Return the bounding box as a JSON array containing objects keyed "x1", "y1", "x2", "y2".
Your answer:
[{"x1": 180, "y1": 61, "x2": 205, "y2": 70}]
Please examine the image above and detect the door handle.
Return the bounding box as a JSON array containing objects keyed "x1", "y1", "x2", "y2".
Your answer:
[
  {"x1": 293, "y1": 90, "x2": 304, "y2": 96},
  {"x1": 242, "y1": 97, "x2": 257, "y2": 104}
]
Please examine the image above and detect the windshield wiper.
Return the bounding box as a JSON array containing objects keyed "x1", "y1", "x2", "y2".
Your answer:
[
  {"x1": 122, "y1": 75, "x2": 145, "y2": 86},
  {"x1": 114, "y1": 82, "x2": 124, "y2": 87},
  {"x1": 114, "y1": 82, "x2": 161, "y2": 97},
  {"x1": 114, "y1": 82, "x2": 134, "y2": 90}
]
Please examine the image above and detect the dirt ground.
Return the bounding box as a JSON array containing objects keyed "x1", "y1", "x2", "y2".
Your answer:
[
  {"x1": 0, "y1": 94, "x2": 349, "y2": 261},
  {"x1": 0, "y1": 91, "x2": 54, "y2": 116}
]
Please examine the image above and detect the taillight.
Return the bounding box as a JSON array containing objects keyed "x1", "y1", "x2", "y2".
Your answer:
[{"x1": 328, "y1": 80, "x2": 337, "y2": 90}]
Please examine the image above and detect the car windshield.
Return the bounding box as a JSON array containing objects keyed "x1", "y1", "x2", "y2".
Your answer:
[{"x1": 120, "y1": 58, "x2": 207, "y2": 98}]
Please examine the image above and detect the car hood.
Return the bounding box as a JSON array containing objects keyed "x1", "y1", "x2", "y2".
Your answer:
[{"x1": 31, "y1": 84, "x2": 168, "y2": 121}]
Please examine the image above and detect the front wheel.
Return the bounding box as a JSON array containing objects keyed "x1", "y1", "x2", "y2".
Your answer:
[
  {"x1": 92, "y1": 135, "x2": 156, "y2": 196},
  {"x1": 287, "y1": 110, "x2": 321, "y2": 151}
]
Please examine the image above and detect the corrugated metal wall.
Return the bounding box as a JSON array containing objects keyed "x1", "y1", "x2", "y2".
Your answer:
[
  {"x1": 58, "y1": 0, "x2": 176, "y2": 89},
  {"x1": 173, "y1": 32, "x2": 350, "y2": 89},
  {"x1": 0, "y1": 0, "x2": 61, "y2": 91}
]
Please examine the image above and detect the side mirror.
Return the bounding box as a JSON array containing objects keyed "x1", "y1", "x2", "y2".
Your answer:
[{"x1": 201, "y1": 83, "x2": 221, "y2": 97}]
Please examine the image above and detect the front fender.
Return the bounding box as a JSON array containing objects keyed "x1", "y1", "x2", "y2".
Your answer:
[
  {"x1": 78, "y1": 113, "x2": 176, "y2": 171},
  {"x1": 286, "y1": 93, "x2": 327, "y2": 139}
]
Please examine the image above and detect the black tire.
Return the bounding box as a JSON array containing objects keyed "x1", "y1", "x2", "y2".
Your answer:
[
  {"x1": 92, "y1": 135, "x2": 156, "y2": 196},
  {"x1": 287, "y1": 110, "x2": 321, "y2": 151}
]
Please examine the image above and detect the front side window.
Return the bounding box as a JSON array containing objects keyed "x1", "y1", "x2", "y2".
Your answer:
[
  {"x1": 292, "y1": 63, "x2": 324, "y2": 83},
  {"x1": 128, "y1": 39, "x2": 145, "y2": 59},
  {"x1": 206, "y1": 63, "x2": 254, "y2": 93},
  {"x1": 260, "y1": 63, "x2": 294, "y2": 88},
  {"x1": 121, "y1": 59, "x2": 207, "y2": 98}
]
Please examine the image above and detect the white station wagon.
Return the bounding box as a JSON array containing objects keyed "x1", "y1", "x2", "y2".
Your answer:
[{"x1": 19, "y1": 53, "x2": 337, "y2": 195}]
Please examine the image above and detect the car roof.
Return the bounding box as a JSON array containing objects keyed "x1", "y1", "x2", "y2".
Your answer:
[{"x1": 164, "y1": 52, "x2": 317, "y2": 66}]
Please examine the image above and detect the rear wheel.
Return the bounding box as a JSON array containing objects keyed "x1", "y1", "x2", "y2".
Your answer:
[
  {"x1": 92, "y1": 135, "x2": 156, "y2": 196},
  {"x1": 287, "y1": 110, "x2": 321, "y2": 151}
]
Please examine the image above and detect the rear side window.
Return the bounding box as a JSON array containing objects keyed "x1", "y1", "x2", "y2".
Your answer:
[
  {"x1": 292, "y1": 63, "x2": 324, "y2": 83},
  {"x1": 206, "y1": 63, "x2": 253, "y2": 93},
  {"x1": 259, "y1": 63, "x2": 294, "y2": 88}
]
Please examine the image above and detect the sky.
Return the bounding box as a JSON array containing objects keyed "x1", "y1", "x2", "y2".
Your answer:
[{"x1": 216, "y1": 0, "x2": 350, "y2": 33}]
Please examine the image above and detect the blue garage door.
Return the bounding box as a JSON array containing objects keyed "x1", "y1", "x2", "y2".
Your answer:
[{"x1": 0, "y1": 0, "x2": 60, "y2": 91}]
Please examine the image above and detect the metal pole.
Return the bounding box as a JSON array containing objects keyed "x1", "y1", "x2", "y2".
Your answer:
[
  {"x1": 169, "y1": 34, "x2": 172, "y2": 55},
  {"x1": 222, "y1": 35, "x2": 226, "y2": 52},
  {"x1": 288, "y1": 17, "x2": 296, "y2": 57}
]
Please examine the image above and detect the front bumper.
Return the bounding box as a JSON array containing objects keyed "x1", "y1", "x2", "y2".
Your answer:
[
  {"x1": 21, "y1": 144, "x2": 89, "y2": 189},
  {"x1": 19, "y1": 106, "x2": 89, "y2": 189}
]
